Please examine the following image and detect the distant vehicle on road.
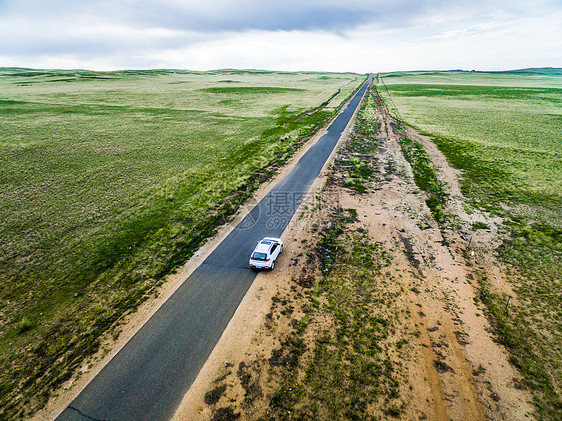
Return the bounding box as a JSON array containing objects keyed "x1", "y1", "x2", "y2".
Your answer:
[{"x1": 249, "y1": 237, "x2": 283, "y2": 270}]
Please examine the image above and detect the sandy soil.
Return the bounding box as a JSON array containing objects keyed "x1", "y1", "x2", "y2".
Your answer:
[{"x1": 172, "y1": 91, "x2": 535, "y2": 420}]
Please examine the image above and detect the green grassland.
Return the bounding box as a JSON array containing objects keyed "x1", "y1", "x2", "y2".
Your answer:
[
  {"x1": 377, "y1": 69, "x2": 561, "y2": 418},
  {"x1": 0, "y1": 68, "x2": 364, "y2": 418},
  {"x1": 378, "y1": 70, "x2": 561, "y2": 221}
]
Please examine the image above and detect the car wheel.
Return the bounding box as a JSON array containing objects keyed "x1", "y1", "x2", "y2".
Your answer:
[
  {"x1": 270, "y1": 261, "x2": 275, "y2": 270},
  {"x1": 280, "y1": 245, "x2": 283, "y2": 253}
]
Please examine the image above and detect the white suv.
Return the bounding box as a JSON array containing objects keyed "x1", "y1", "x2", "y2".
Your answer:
[{"x1": 249, "y1": 237, "x2": 283, "y2": 270}]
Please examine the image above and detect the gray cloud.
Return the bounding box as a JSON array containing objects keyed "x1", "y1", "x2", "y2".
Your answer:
[
  {"x1": 129, "y1": 1, "x2": 374, "y2": 32},
  {"x1": 3, "y1": 0, "x2": 548, "y2": 33}
]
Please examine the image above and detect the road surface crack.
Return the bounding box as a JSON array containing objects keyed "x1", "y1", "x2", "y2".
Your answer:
[{"x1": 67, "y1": 405, "x2": 109, "y2": 421}]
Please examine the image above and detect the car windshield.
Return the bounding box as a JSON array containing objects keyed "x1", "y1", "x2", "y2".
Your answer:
[{"x1": 252, "y1": 252, "x2": 268, "y2": 261}]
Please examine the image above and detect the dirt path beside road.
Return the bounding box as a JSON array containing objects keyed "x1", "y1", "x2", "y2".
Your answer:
[{"x1": 175, "y1": 88, "x2": 534, "y2": 420}]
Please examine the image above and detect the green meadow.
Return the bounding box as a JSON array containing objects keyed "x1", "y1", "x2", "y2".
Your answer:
[
  {"x1": 377, "y1": 69, "x2": 562, "y2": 418},
  {"x1": 378, "y1": 70, "x2": 561, "y2": 220},
  {"x1": 0, "y1": 68, "x2": 364, "y2": 417}
]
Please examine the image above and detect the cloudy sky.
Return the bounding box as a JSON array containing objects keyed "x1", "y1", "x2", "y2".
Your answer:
[{"x1": 1, "y1": 0, "x2": 561, "y2": 72}]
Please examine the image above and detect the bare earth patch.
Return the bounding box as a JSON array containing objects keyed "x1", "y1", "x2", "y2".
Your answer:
[{"x1": 173, "y1": 89, "x2": 535, "y2": 420}]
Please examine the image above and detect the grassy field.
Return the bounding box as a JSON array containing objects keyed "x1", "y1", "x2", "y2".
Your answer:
[
  {"x1": 377, "y1": 70, "x2": 562, "y2": 221},
  {"x1": 0, "y1": 68, "x2": 365, "y2": 418},
  {"x1": 377, "y1": 69, "x2": 562, "y2": 418}
]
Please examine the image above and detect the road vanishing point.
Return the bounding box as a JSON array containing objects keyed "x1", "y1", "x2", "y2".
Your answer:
[{"x1": 56, "y1": 75, "x2": 371, "y2": 421}]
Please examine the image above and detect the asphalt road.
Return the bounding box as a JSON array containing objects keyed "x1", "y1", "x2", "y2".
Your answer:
[{"x1": 57, "y1": 76, "x2": 371, "y2": 421}]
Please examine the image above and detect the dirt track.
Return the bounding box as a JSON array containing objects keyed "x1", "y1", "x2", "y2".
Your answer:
[{"x1": 174, "y1": 89, "x2": 535, "y2": 420}]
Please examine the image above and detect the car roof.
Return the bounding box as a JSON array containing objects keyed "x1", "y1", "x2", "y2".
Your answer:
[
  {"x1": 253, "y1": 237, "x2": 282, "y2": 254},
  {"x1": 254, "y1": 243, "x2": 272, "y2": 253}
]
